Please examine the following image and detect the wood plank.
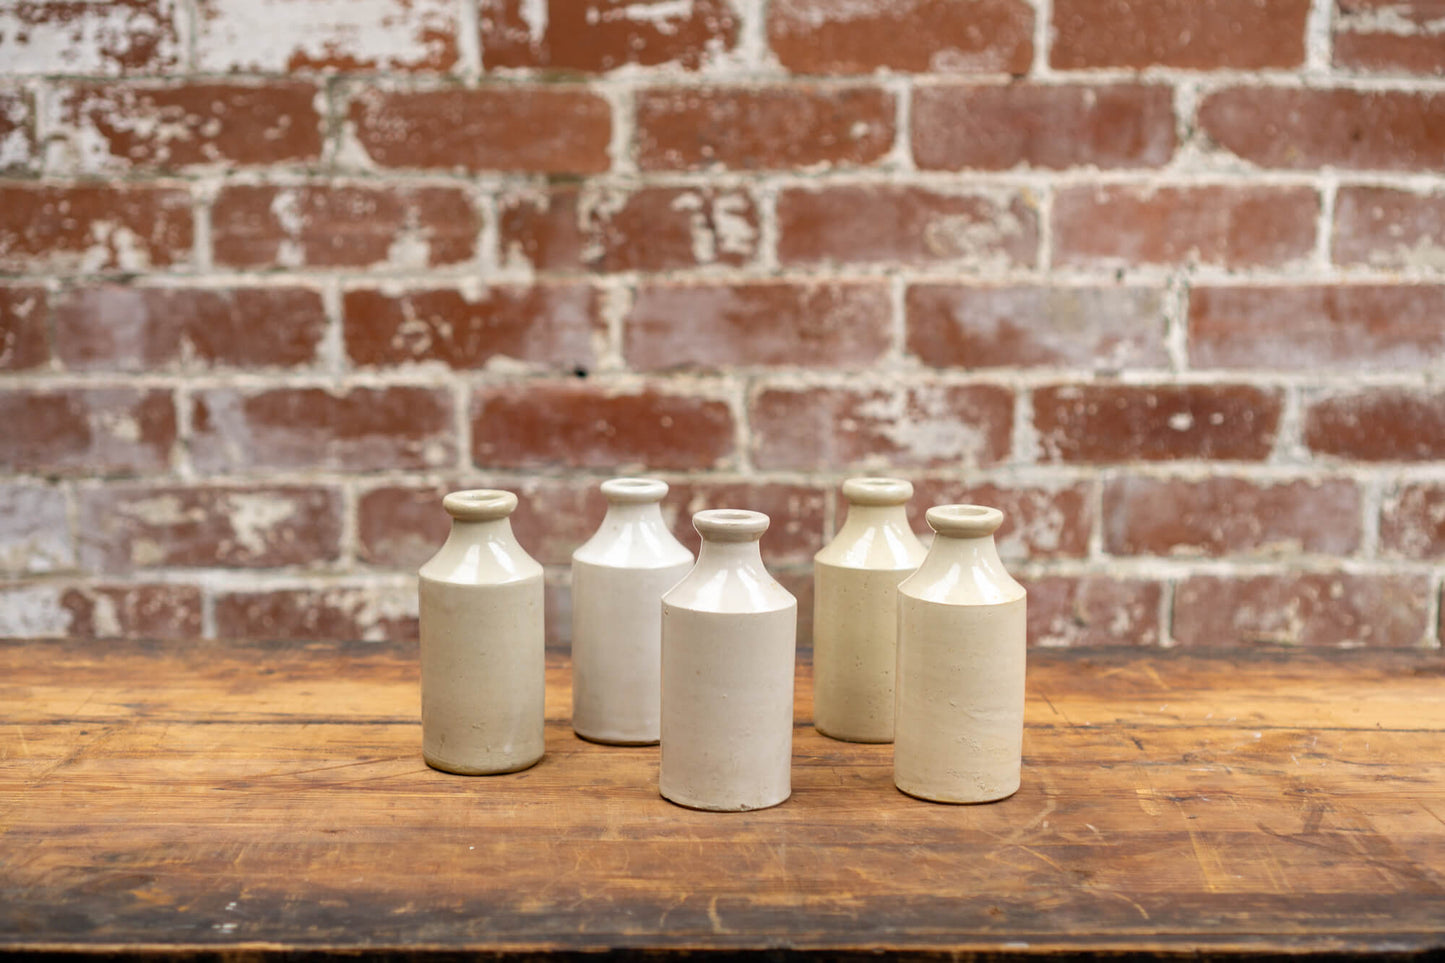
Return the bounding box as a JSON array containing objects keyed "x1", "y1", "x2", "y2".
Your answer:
[{"x1": 1, "y1": 640, "x2": 1443, "y2": 958}]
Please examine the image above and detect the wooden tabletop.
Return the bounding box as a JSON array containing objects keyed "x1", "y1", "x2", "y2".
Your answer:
[{"x1": 3, "y1": 638, "x2": 1443, "y2": 960}]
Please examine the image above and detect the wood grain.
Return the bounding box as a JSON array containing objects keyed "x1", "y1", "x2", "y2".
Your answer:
[{"x1": 2, "y1": 639, "x2": 1443, "y2": 959}]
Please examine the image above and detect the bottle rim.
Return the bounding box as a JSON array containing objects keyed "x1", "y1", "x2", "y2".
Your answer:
[{"x1": 443, "y1": 489, "x2": 518, "y2": 521}]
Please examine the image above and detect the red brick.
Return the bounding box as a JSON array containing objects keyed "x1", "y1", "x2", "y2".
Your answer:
[
  {"x1": 1191, "y1": 285, "x2": 1445, "y2": 371},
  {"x1": 664, "y1": 482, "x2": 828, "y2": 565},
  {"x1": 1034, "y1": 385, "x2": 1282, "y2": 463},
  {"x1": 0, "y1": 388, "x2": 175, "y2": 476},
  {"x1": 1173, "y1": 573, "x2": 1430, "y2": 647},
  {"x1": 0, "y1": 0, "x2": 180, "y2": 75},
  {"x1": 1380, "y1": 482, "x2": 1445, "y2": 559},
  {"x1": 636, "y1": 86, "x2": 894, "y2": 172},
  {"x1": 777, "y1": 186, "x2": 1038, "y2": 268},
  {"x1": 0, "y1": 185, "x2": 192, "y2": 273},
  {"x1": 190, "y1": 386, "x2": 455, "y2": 473},
  {"x1": 1024, "y1": 577, "x2": 1163, "y2": 647},
  {"x1": 348, "y1": 87, "x2": 610, "y2": 173},
  {"x1": 195, "y1": 0, "x2": 459, "y2": 73},
  {"x1": 344, "y1": 285, "x2": 599, "y2": 371},
  {"x1": 480, "y1": 0, "x2": 738, "y2": 71},
  {"x1": 625, "y1": 282, "x2": 892, "y2": 370},
  {"x1": 215, "y1": 585, "x2": 417, "y2": 642},
  {"x1": 0, "y1": 582, "x2": 202, "y2": 639},
  {"x1": 1053, "y1": 0, "x2": 1309, "y2": 69},
  {"x1": 0, "y1": 484, "x2": 74, "y2": 573},
  {"x1": 0, "y1": 88, "x2": 34, "y2": 170},
  {"x1": 1334, "y1": 0, "x2": 1445, "y2": 75},
  {"x1": 907, "y1": 285, "x2": 1167, "y2": 370},
  {"x1": 212, "y1": 184, "x2": 477, "y2": 270},
  {"x1": 904, "y1": 481, "x2": 1093, "y2": 559},
  {"x1": 0, "y1": 286, "x2": 48, "y2": 371},
  {"x1": 1103, "y1": 476, "x2": 1362, "y2": 557},
  {"x1": 912, "y1": 84, "x2": 1175, "y2": 171},
  {"x1": 1334, "y1": 187, "x2": 1445, "y2": 269},
  {"x1": 1199, "y1": 88, "x2": 1445, "y2": 171},
  {"x1": 1054, "y1": 186, "x2": 1318, "y2": 270},
  {"x1": 1304, "y1": 389, "x2": 1445, "y2": 461},
  {"x1": 471, "y1": 383, "x2": 735, "y2": 470},
  {"x1": 751, "y1": 384, "x2": 1013, "y2": 470},
  {"x1": 78, "y1": 485, "x2": 342, "y2": 571},
  {"x1": 768, "y1": 0, "x2": 1032, "y2": 74},
  {"x1": 499, "y1": 186, "x2": 759, "y2": 272},
  {"x1": 54, "y1": 285, "x2": 326, "y2": 371}
]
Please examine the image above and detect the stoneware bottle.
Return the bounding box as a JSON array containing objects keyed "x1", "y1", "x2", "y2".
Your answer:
[
  {"x1": 418, "y1": 489, "x2": 545, "y2": 776},
  {"x1": 571, "y1": 477, "x2": 694, "y2": 745},
  {"x1": 895, "y1": 505, "x2": 1026, "y2": 804},
  {"x1": 812, "y1": 477, "x2": 928, "y2": 744},
  {"x1": 659, "y1": 509, "x2": 797, "y2": 812}
]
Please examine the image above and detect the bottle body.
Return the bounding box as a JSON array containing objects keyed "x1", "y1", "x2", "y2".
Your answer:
[
  {"x1": 812, "y1": 478, "x2": 927, "y2": 743},
  {"x1": 419, "y1": 490, "x2": 545, "y2": 775},
  {"x1": 660, "y1": 510, "x2": 797, "y2": 812},
  {"x1": 571, "y1": 478, "x2": 693, "y2": 745},
  {"x1": 895, "y1": 505, "x2": 1026, "y2": 804}
]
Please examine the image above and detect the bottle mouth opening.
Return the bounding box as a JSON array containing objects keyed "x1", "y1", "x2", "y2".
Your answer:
[
  {"x1": 842, "y1": 476, "x2": 914, "y2": 506},
  {"x1": 926, "y1": 504, "x2": 1004, "y2": 538},
  {"x1": 693, "y1": 508, "x2": 770, "y2": 542},
  {"x1": 601, "y1": 477, "x2": 669, "y2": 504},
  {"x1": 443, "y1": 489, "x2": 518, "y2": 521}
]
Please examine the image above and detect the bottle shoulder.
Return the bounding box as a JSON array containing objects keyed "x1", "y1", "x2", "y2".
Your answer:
[
  {"x1": 898, "y1": 539, "x2": 1024, "y2": 606},
  {"x1": 662, "y1": 561, "x2": 796, "y2": 615},
  {"x1": 815, "y1": 519, "x2": 928, "y2": 571},
  {"x1": 420, "y1": 530, "x2": 544, "y2": 586},
  {"x1": 572, "y1": 520, "x2": 694, "y2": 570}
]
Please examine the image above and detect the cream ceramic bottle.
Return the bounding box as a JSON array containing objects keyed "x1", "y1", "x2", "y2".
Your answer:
[
  {"x1": 659, "y1": 510, "x2": 797, "y2": 812},
  {"x1": 895, "y1": 505, "x2": 1026, "y2": 804},
  {"x1": 812, "y1": 477, "x2": 927, "y2": 743},
  {"x1": 418, "y1": 489, "x2": 545, "y2": 775},
  {"x1": 571, "y1": 477, "x2": 694, "y2": 745}
]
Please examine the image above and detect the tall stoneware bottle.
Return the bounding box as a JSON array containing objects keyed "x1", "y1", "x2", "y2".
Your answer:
[
  {"x1": 895, "y1": 505, "x2": 1026, "y2": 803},
  {"x1": 571, "y1": 477, "x2": 694, "y2": 745},
  {"x1": 659, "y1": 510, "x2": 797, "y2": 811},
  {"x1": 813, "y1": 477, "x2": 927, "y2": 743},
  {"x1": 418, "y1": 489, "x2": 545, "y2": 775}
]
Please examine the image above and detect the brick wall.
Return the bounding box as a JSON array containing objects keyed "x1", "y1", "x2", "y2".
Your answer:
[{"x1": 1, "y1": 0, "x2": 1441, "y2": 649}]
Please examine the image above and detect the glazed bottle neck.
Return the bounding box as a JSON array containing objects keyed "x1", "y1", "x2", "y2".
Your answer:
[
  {"x1": 449, "y1": 514, "x2": 526, "y2": 558},
  {"x1": 838, "y1": 502, "x2": 913, "y2": 540},
  {"x1": 603, "y1": 500, "x2": 668, "y2": 529},
  {"x1": 909, "y1": 532, "x2": 1022, "y2": 604},
  {"x1": 696, "y1": 537, "x2": 767, "y2": 575}
]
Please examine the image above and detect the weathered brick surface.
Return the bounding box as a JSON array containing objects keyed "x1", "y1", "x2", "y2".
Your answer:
[
  {"x1": 907, "y1": 285, "x2": 1167, "y2": 370},
  {"x1": 1334, "y1": 187, "x2": 1445, "y2": 269},
  {"x1": 1304, "y1": 390, "x2": 1445, "y2": 461},
  {"x1": 1103, "y1": 477, "x2": 1363, "y2": 557},
  {"x1": 0, "y1": 581, "x2": 202, "y2": 639},
  {"x1": 777, "y1": 186, "x2": 1038, "y2": 268},
  {"x1": 0, "y1": 88, "x2": 33, "y2": 171},
  {"x1": 0, "y1": 286, "x2": 48, "y2": 371},
  {"x1": 0, "y1": 388, "x2": 176, "y2": 476},
  {"x1": 1024, "y1": 577, "x2": 1163, "y2": 648},
  {"x1": 751, "y1": 384, "x2": 1013, "y2": 470},
  {"x1": 0, "y1": 0, "x2": 181, "y2": 75},
  {"x1": 212, "y1": 184, "x2": 478, "y2": 269},
  {"x1": 1334, "y1": 0, "x2": 1445, "y2": 75},
  {"x1": 1034, "y1": 385, "x2": 1282, "y2": 463},
  {"x1": 344, "y1": 285, "x2": 599, "y2": 370},
  {"x1": 348, "y1": 87, "x2": 611, "y2": 173},
  {"x1": 905, "y1": 481, "x2": 1094, "y2": 560},
  {"x1": 913, "y1": 84, "x2": 1176, "y2": 171},
  {"x1": 1053, "y1": 0, "x2": 1310, "y2": 69},
  {"x1": 190, "y1": 386, "x2": 456, "y2": 473},
  {"x1": 54, "y1": 285, "x2": 327, "y2": 370},
  {"x1": 500, "y1": 186, "x2": 760, "y2": 272},
  {"x1": 768, "y1": 0, "x2": 1033, "y2": 74},
  {"x1": 1173, "y1": 573, "x2": 1431, "y2": 647},
  {"x1": 215, "y1": 585, "x2": 418, "y2": 642},
  {"x1": 480, "y1": 0, "x2": 738, "y2": 72},
  {"x1": 1053, "y1": 186, "x2": 1318, "y2": 270},
  {"x1": 625, "y1": 282, "x2": 892, "y2": 369},
  {"x1": 1380, "y1": 483, "x2": 1445, "y2": 560},
  {"x1": 665, "y1": 482, "x2": 828, "y2": 565},
  {"x1": 636, "y1": 86, "x2": 895, "y2": 171},
  {"x1": 0, "y1": 186, "x2": 193, "y2": 273},
  {"x1": 1190, "y1": 285, "x2": 1445, "y2": 371},
  {"x1": 0, "y1": 484, "x2": 74, "y2": 574}
]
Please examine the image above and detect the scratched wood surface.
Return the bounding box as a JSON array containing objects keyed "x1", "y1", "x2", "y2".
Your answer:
[{"x1": 2, "y1": 639, "x2": 1444, "y2": 960}]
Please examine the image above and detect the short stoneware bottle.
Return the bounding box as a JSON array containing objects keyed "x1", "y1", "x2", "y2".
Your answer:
[
  {"x1": 659, "y1": 509, "x2": 797, "y2": 812},
  {"x1": 571, "y1": 477, "x2": 694, "y2": 746},
  {"x1": 418, "y1": 489, "x2": 545, "y2": 775},
  {"x1": 895, "y1": 505, "x2": 1026, "y2": 804},
  {"x1": 812, "y1": 477, "x2": 928, "y2": 744}
]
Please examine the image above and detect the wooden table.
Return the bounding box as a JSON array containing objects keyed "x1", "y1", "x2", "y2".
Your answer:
[{"x1": 3, "y1": 638, "x2": 1443, "y2": 959}]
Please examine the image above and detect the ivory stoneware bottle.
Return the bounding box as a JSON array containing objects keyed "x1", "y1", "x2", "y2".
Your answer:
[
  {"x1": 659, "y1": 509, "x2": 797, "y2": 811},
  {"x1": 418, "y1": 489, "x2": 545, "y2": 775},
  {"x1": 571, "y1": 477, "x2": 694, "y2": 745},
  {"x1": 895, "y1": 504, "x2": 1026, "y2": 804},
  {"x1": 812, "y1": 477, "x2": 928, "y2": 743}
]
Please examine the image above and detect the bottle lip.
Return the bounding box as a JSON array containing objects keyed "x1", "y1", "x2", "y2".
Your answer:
[
  {"x1": 926, "y1": 504, "x2": 1004, "y2": 539},
  {"x1": 601, "y1": 477, "x2": 669, "y2": 505},
  {"x1": 443, "y1": 489, "x2": 518, "y2": 521},
  {"x1": 842, "y1": 476, "x2": 914, "y2": 507},
  {"x1": 693, "y1": 508, "x2": 769, "y2": 542}
]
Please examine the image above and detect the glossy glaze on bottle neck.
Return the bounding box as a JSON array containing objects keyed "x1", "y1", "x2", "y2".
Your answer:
[
  {"x1": 902, "y1": 505, "x2": 1023, "y2": 606},
  {"x1": 664, "y1": 510, "x2": 793, "y2": 614},
  {"x1": 421, "y1": 513, "x2": 540, "y2": 586}
]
